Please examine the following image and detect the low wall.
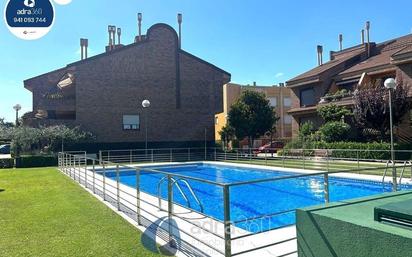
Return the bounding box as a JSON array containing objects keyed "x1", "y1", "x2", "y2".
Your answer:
[{"x1": 296, "y1": 191, "x2": 412, "y2": 257}]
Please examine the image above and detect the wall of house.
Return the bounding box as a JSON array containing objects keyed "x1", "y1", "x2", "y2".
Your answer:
[{"x1": 25, "y1": 24, "x2": 229, "y2": 144}]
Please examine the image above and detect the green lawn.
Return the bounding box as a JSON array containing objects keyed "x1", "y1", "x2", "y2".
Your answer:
[
  {"x1": 0, "y1": 167, "x2": 166, "y2": 257},
  {"x1": 222, "y1": 158, "x2": 411, "y2": 177}
]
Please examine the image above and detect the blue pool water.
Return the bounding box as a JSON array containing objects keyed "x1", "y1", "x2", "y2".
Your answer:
[{"x1": 102, "y1": 163, "x2": 412, "y2": 232}]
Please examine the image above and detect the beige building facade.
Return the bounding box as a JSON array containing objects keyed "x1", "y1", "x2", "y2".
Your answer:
[{"x1": 215, "y1": 82, "x2": 292, "y2": 142}]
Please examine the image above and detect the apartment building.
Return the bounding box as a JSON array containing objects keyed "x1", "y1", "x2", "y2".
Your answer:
[
  {"x1": 286, "y1": 22, "x2": 412, "y2": 141},
  {"x1": 215, "y1": 82, "x2": 292, "y2": 143}
]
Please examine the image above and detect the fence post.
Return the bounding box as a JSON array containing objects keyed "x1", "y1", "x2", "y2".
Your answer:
[
  {"x1": 357, "y1": 150, "x2": 360, "y2": 171},
  {"x1": 116, "y1": 164, "x2": 121, "y2": 211},
  {"x1": 303, "y1": 150, "x2": 306, "y2": 170},
  {"x1": 167, "y1": 174, "x2": 174, "y2": 246},
  {"x1": 324, "y1": 173, "x2": 330, "y2": 203},
  {"x1": 214, "y1": 148, "x2": 217, "y2": 161},
  {"x1": 99, "y1": 150, "x2": 102, "y2": 165},
  {"x1": 92, "y1": 160, "x2": 96, "y2": 194},
  {"x1": 188, "y1": 148, "x2": 191, "y2": 161},
  {"x1": 205, "y1": 146, "x2": 207, "y2": 161},
  {"x1": 84, "y1": 156, "x2": 88, "y2": 188},
  {"x1": 223, "y1": 185, "x2": 232, "y2": 257},
  {"x1": 103, "y1": 163, "x2": 106, "y2": 201},
  {"x1": 151, "y1": 149, "x2": 154, "y2": 163},
  {"x1": 69, "y1": 155, "x2": 72, "y2": 178},
  {"x1": 170, "y1": 149, "x2": 173, "y2": 162},
  {"x1": 282, "y1": 150, "x2": 285, "y2": 168},
  {"x1": 136, "y1": 168, "x2": 141, "y2": 225},
  {"x1": 326, "y1": 151, "x2": 330, "y2": 172},
  {"x1": 249, "y1": 148, "x2": 252, "y2": 162},
  {"x1": 130, "y1": 150, "x2": 133, "y2": 164},
  {"x1": 265, "y1": 149, "x2": 267, "y2": 165},
  {"x1": 77, "y1": 156, "x2": 81, "y2": 183},
  {"x1": 224, "y1": 149, "x2": 227, "y2": 161}
]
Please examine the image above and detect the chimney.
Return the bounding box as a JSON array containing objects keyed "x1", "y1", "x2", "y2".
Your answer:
[
  {"x1": 339, "y1": 34, "x2": 343, "y2": 51},
  {"x1": 80, "y1": 38, "x2": 84, "y2": 60},
  {"x1": 177, "y1": 13, "x2": 182, "y2": 48},
  {"x1": 317, "y1": 45, "x2": 323, "y2": 66},
  {"x1": 84, "y1": 38, "x2": 88, "y2": 59},
  {"x1": 112, "y1": 25, "x2": 116, "y2": 47},
  {"x1": 361, "y1": 29, "x2": 365, "y2": 44},
  {"x1": 117, "y1": 28, "x2": 121, "y2": 45},
  {"x1": 107, "y1": 25, "x2": 112, "y2": 50},
  {"x1": 365, "y1": 21, "x2": 371, "y2": 57},
  {"x1": 137, "y1": 13, "x2": 142, "y2": 42}
]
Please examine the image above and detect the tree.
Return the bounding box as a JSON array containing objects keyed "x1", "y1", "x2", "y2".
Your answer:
[
  {"x1": 353, "y1": 80, "x2": 410, "y2": 139},
  {"x1": 228, "y1": 90, "x2": 277, "y2": 148},
  {"x1": 317, "y1": 104, "x2": 352, "y2": 122},
  {"x1": 219, "y1": 125, "x2": 235, "y2": 150},
  {"x1": 10, "y1": 125, "x2": 95, "y2": 154}
]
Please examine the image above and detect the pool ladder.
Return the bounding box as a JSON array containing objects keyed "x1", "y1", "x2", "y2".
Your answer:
[
  {"x1": 382, "y1": 160, "x2": 412, "y2": 189},
  {"x1": 157, "y1": 176, "x2": 204, "y2": 213}
]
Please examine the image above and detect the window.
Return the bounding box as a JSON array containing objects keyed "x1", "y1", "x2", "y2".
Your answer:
[
  {"x1": 300, "y1": 88, "x2": 315, "y2": 107},
  {"x1": 215, "y1": 116, "x2": 219, "y2": 125},
  {"x1": 268, "y1": 97, "x2": 277, "y2": 107},
  {"x1": 284, "y1": 97, "x2": 291, "y2": 107},
  {"x1": 284, "y1": 115, "x2": 292, "y2": 124},
  {"x1": 123, "y1": 115, "x2": 140, "y2": 130}
]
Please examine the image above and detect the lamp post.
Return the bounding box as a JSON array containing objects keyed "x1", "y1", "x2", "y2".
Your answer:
[
  {"x1": 13, "y1": 104, "x2": 21, "y2": 126},
  {"x1": 384, "y1": 78, "x2": 396, "y2": 191},
  {"x1": 142, "y1": 99, "x2": 150, "y2": 150}
]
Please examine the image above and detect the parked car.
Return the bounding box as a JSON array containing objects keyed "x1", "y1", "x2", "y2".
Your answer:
[
  {"x1": 254, "y1": 141, "x2": 284, "y2": 154},
  {"x1": 0, "y1": 144, "x2": 11, "y2": 154}
]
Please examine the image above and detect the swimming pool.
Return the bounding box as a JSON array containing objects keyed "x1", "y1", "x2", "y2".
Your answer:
[{"x1": 102, "y1": 163, "x2": 412, "y2": 232}]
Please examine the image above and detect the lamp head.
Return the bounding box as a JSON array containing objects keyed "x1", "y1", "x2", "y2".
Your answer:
[
  {"x1": 13, "y1": 104, "x2": 21, "y2": 111},
  {"x1": 142, "y1": 99, "x2": 150, "y2": 108},
  {"x1": 384, "y1": 78, "x2": 396, "y2": 89}
]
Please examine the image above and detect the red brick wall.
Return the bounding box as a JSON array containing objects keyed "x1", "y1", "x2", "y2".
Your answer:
[{"x1": 25, "y1": 24, "x2": 230, "y2": 143}]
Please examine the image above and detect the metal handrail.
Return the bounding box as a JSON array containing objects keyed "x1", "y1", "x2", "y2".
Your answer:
[
  {"x1": 398, "y1": 161, "x2": 411, "y2": 187},
  {"x1": 172, "y1": 178, "x2": 204, "y2": 213},
  {"x1": 157, "y1": 176, "x2": 191, "y2": 211},
  {"x1": 382, "y1": 160, "x2": 394, "y2": 185}
]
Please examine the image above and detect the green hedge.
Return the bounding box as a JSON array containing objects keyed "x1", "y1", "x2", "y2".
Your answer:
[
  {"x1": 282, "y1": 141, "x2": 412, "y2": 160},
  {"x1": 0, "y1": 158, "x2": 14, "y2": 169},
  {"x1": 16, "y1": 155, "x2": 58, "y2": 168}
]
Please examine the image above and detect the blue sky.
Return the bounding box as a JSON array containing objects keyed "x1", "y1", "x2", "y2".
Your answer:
[{"x1": 1, "y1": 0, "x2": 412, "y2": 122}]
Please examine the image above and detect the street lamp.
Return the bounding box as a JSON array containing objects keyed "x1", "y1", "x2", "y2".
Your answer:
[
  {"x1": 13, "y1": 104, "x2": 21, "y2": 126},
  {"x1": 142, "y1": 99, "x2": 150, "y2": 150},
  {"x1": 384, "y1": 78, "x2": 396, "y2": 191}
]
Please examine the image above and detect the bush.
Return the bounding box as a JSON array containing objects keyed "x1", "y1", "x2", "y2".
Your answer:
[
  {"x1": 0, "y1": 158, "x2": 14, "y2": 169},
  {"x1": 16, "y1": 155, "x2": 58, "y2": 168},
  {"x1": 318, "y1": 122, "x2": 350, "y2": 142}
]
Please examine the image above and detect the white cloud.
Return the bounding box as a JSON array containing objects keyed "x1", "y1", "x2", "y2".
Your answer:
[{"x1": 275, "y1": 72, "x2": 284, "y2": 78}]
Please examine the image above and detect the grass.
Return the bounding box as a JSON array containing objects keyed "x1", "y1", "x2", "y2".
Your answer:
[
  {"x1": 221, "y1": 157, "x2": 411, "y2": 177},
  {"x1": 0, "y1": 167, "x2": 167, "y2": 257}
]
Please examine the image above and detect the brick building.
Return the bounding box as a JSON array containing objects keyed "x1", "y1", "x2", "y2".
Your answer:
[
  {"x1": 286, "y1": 24, "x2": 412, "y2": 141},
  {"x1": 215, "y1": 82, "x2": 292, "y2": 146},
  {"x1": 24, "y1": 23, "x2": 231, "y2": 148}
]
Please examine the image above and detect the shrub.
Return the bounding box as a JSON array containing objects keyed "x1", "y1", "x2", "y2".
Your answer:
[
  {"x1": 16, "y1": 155, "x2": 58, "y2": 168},
  {"x1": 318, "y1": 122, "x2": 350, "y2": 142},
  {"x1": 317, "y1": 104, "x2": 352, "y2": 122},
  {"x1": 0, "y1": 158, "x2": 14, "y2": 169}
]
